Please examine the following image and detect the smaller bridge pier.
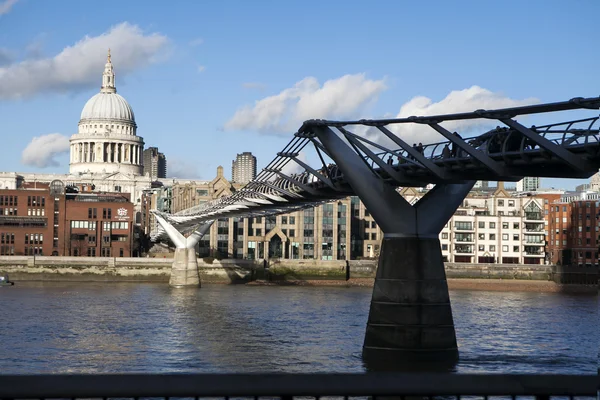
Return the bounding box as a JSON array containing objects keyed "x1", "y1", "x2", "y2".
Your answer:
[
  {"x1": 154, "y1": 214, "x2": 214, "y2": 288},
  {"x1": 313, "y1": 125, "x2": 475, "y2": 367}
]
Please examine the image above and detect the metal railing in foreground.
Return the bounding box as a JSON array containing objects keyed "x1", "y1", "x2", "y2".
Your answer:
[{"x1": 0, "y1": 373, "x2": 596, "y2": 399}]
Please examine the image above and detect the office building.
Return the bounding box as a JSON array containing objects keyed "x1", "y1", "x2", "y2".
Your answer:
[
  {"x1": 143, "y1": 147, "x2": 167, "y2": 179},
  {"x1": 231, "y1": 152, "x2": 257, "y2": 184},
  {"x1": 516, "y1": 177, "x2": 541, "y2": 192}
]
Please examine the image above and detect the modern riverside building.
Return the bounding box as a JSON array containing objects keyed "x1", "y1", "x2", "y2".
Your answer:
[
  {"x1": 143, "y1": 147, "x2": 167, "y2": 179},
  {"x1": 231, "y1": 152, "x2": 257, "y2": 184},
  {"x1": 0, "y1": 181, "x2": 134, "y2": 257}
]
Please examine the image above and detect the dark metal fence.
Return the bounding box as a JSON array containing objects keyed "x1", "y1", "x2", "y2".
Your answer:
[{"x1": 0, "y1": 373, "x2": 596, "y2": 399}]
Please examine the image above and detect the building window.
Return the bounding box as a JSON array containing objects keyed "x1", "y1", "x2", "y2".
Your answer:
[
  {"x1": 289, "y1": 216, "x2": 295, "y2": 224},
  {"x1": 502, "y1": 222, "x2": 509, "y2": 229},
  {"x1": 502, "y1": 245, "x2": 508, "y2": 252},
  {"x1": 441, "y1": 244, "x2": 448, "y2": 251},
  {"x1": 498, "y1": 200, "x2": 504, "y2": 206},
  {"x1": 489, "y1": 234, "x2": 496, "y2": 240},
  {"x1": 478, "y1": 221, "x2": 485, "y2": 228},
  {"x1": 489, "y1": 245, "x2": 496, "y2": 252},
  {"x1": 289, "y1": 229, "x2": 295, "y2": 237},
  {"x1": 441, "y1": 232, "x2": 449, "y2": 239},
  {"x1": 489, "y1": 222, "x2": 496, "y2": 229},
  {"x1": 513, "y1": 246, "x2": 519, "y2": 252},
  {"x1": 513, "y1": 222, "x2": 519, "y2": 229},
  {"x1": 508, "y1": 200, "x2": 515, "y2": 207},
  {"x1": 478, "y1": 245, "x2": 485, "y2": 251},
  {"x1": 478, "y1": 233, "x2": 485, "y2": 240},
  {"x1": 281, "y1": 216, "x2": 287, "y2": 225},
  {"x1": 513, "y1": 234, "x2": 519, "y2": 241},
  {"x1": 502, "y1": 234, "x2": 509, "y2": 240}
]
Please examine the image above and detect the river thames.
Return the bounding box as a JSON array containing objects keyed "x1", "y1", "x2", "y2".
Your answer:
[{"x1": 0, "y1": 282, "x2": 596, "y2": 374}]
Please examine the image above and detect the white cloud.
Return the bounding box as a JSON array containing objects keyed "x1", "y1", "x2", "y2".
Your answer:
[
  {"x1": 21, "y1": 133, "x2": 70, "y2": 168},
  {"x1": 242, "y1": 82, "x2": 266, "y2": 91},
  {"x1": 0, "y1": 48, "x2": 12, "y2": 66},
  {"x1": 197, "y1": 65, "x2": 206, "y2": 73},
  {"x1": 189, "y1": 37, "x2": 204, "y2": 47},
  {"x1": 224, "y1": 73, "x2": 387, "y2": 134},
  {"x1": 0, "y1": 0, "x2": 18, "y2": 16},
  {"x1": 0, "y1": 22, "x2": 169, "y2": 100},
  {"x1": 167, "y1": 159, "x2": 203, "y2": 180},
  {"x1": 386, "y1": 86, "x2": 539, "y2": 145},
  {"x1": 280, "y1": 151, "x2": 309, "y2": 176}
]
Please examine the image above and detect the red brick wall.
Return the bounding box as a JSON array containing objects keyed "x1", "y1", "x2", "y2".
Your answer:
[{"x1": 0, "y1": 188, "x2": 134, "y2": 257}]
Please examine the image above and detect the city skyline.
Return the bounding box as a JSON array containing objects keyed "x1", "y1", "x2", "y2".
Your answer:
[{"x1": 0, "y1": 0, "x2": 598, "y2": 189}]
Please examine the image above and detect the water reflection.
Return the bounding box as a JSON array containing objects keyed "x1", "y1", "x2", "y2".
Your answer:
[{"x1": 0, "y1": 282, "x2": 595, "y2": 374}]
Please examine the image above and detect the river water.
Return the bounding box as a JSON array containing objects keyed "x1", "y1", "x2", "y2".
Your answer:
[{"x1": 0, "y1": 282, "x2": 596, "y2": 374}]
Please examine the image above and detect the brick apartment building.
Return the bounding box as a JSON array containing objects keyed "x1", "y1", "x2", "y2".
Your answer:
[
  {"x1": 548, "y1": 195, "x2": 600, "y2": 267},
  {"x1": 0, "y1": 181, "x2": 133, "y2": 257}
]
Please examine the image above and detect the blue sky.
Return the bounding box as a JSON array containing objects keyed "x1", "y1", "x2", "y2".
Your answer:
[{"x1": 0, "y1": 0, "x2": 598, "y2": 189}]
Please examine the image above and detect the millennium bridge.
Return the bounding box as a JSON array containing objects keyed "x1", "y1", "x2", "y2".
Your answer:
[
  {"x1": 149, "y1": 95, "x2": 600, "y2": 366},
  {"x1": 1, "y1": 97, "x2": 598, "y2": 398}
]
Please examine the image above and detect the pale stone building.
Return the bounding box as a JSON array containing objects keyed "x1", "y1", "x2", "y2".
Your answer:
[{"x1": 163, "y1": 180, "x2": 550, "y2": 264}]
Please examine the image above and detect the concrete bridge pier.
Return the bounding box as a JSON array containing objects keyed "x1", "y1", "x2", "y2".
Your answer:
[
  {"x1": 313, "y1": 125, "x2": 475, "y2": 368},
  {"x1": 154, "y1": 214, "x2": 214, "y2": 288}
]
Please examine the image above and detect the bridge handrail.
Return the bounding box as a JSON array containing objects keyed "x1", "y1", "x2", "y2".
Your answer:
[{"x1": 0, "y1": 373, "x2": 595, "y2": 397}]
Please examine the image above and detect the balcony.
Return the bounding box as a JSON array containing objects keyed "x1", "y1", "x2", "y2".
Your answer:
[
  {"x1": 454, "y1": 223, "x2": 474, "y2": 231},
  {"x1": 524, "y1": 241, "x2": 545, "y2": 246},
  {"x1": 524, "y1": 224, "x2": 544, "y2": 233},
  {"x1": 454, "y1": 233, "x2": 474, "y2": 243},
  {"x1": 454, "y1": 244, "x2": 474, "y2": 254},
  {"x1": 524, "y1": 247, "x2": 545, "y2": 256},
  {"x1": 524, "y1": 212, "x2": 543, "y2": 221}
]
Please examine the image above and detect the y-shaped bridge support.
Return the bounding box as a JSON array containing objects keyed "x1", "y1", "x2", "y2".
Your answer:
[
  {"x1": 154, "y1": 214, "x2": 214, "y2": 288},
  {"x1": 313, "y1": 126, "x2": 475, "y2": 367}
]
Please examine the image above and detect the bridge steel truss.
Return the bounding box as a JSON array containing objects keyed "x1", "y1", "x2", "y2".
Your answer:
[{"x1": 153, "y1": 96, "x2": 599, "y2": 364}]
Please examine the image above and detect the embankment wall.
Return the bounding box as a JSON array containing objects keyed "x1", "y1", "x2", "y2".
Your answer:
[{"x1": 1, "y1": 256, "x2": 586, "y2": 283}]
